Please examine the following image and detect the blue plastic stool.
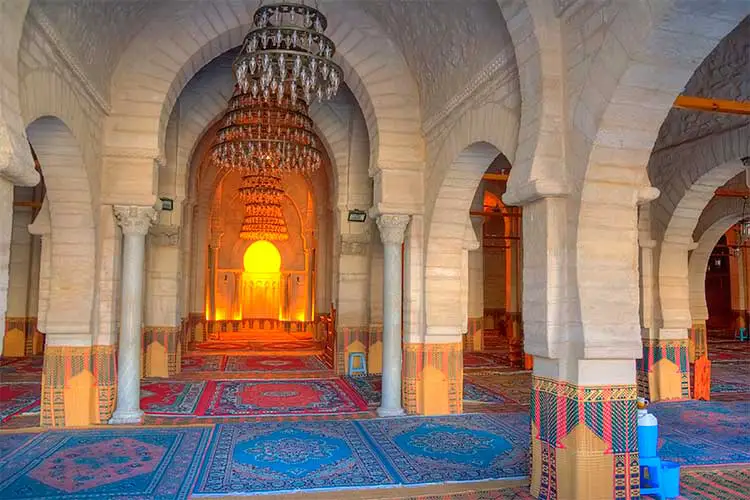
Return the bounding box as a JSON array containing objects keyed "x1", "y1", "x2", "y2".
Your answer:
[
  {"x1": 737, "y1": 327, "x2": 748, "y2": 341},
  {"x1": 640, "y1": 456, "x2": 665, "y2": 499},
  {"x1": 348, "y1": 352, "x2": 367, "y2": 376}
]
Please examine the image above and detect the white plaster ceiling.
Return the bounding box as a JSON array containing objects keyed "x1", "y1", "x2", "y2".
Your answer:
[{"x1": 31, "y1": 0, "x2": 512, "y2": 122}]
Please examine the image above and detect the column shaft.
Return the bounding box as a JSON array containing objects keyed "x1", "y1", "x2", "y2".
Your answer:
[
  {"x1": 110, "y1": 206, "x2": 156, "y2": 424},
  {"x1": 377, "y1": 214, "x2": 409, "y2": 417}
]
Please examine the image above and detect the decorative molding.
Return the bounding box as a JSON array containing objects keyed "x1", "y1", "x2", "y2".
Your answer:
[
  {"x1": 113, "y1": 205, "x2": 158, "y2": 236},
  {"x1": 150, "y1": 225, "x2": 180, "y2": 247},
  {"x1": 377, "y1": 214, "x2": 410, "y2": 246},
  {"x1": 422, "y1": 48, "x2": 517, "y2": 137},
  {"x1": 28, "y1": 6, "x2": 111, "y2": 115}
]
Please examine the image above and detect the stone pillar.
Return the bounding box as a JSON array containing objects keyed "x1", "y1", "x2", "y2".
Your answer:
[
  {"x1": 728, "y1": 230, "x2": 745, "y2": 330},
  {"x1": 208, "y1": 232, "x2": 222, "y2": 321},
  {"x1": 109, "y1": 205, "x2": 156, "y2": 425},
  {"x1": 336, "y1": 232, "x2": 371, "y2": 374},
  {"x1": 466, "y1": 216, "x2": 484, "y2": 352},
  {"x1": 506, "y1": 208, "x2": 522, "y2": 365},
  {"x1": 376, "y1": 214, "x2": 409, "y2": 417},
  {"x1": 143, "y1": 225, "x2": 182, "y2": 378},
  {"x1": 0, "y1": 177, "x2": 13, "y2": 356}
]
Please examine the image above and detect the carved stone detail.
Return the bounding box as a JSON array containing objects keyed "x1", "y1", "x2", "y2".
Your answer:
[
  {"x1": 150, "y1": 225, "x2": 180, "y2": 247},
  {"x1": 377, "y1": 215, "x2": 410, "y2": 246},
  {"x1": 113, "y1": 205, "x2": 158, "y2": 236}
]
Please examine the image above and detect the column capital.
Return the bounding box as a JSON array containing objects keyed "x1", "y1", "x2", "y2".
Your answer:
[
  {"x1": 377, "y1": 214, "x2": 410, "y2": 245},
  {"x1": 113, "y1": 205, "x2": 158, "y2": 235}
]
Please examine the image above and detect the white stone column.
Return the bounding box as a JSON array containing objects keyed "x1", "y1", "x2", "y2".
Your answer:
[
  {"x1": 208, "y1": 232, "x2": 222, "y2": 321},
  {"x1": 0, "y1": 178, "x2": 13, "y2": 355},
  {"x1": 110, "y1": 205, "x2": 157, "y2": 425},
  {"x1": 376, "y1": 214, "x2": 409, "y2": 417}
]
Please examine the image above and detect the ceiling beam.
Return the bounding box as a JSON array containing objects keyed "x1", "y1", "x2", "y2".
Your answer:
[{"x1": 674, "y1": 95, "x2": 750, "y2": 116}]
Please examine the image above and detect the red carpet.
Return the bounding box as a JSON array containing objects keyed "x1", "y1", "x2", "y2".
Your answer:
[
  {"x1": 464, "y1": 352, "x2": 512, "y2": 369},
  {"x1": 0, "y1": 382, "x2": 40, "y2": 423},
  {"x1": 224, "y1": 355, "x2": 328, "y2": 373},
  {"x1": 141, "y1": 381, "x2": 206, "y2": 415},
  {"x1": 194, "y1": 379, "x2": 368, "y2": 417}
]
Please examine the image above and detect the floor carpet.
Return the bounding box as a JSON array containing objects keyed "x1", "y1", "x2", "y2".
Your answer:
[
  {"x1": 463, "y1": 352, "x2": 512, "y2": 370},
  {"x1": 675, "y1": 466, "x2": 750, "y2": 500},
  {"x1": 224, "y1": 355, "x2": 329, "y2": 373},
  {"x1": 0, "y1": 356, "x2": 43, "y2": 380},
  {"x1": 0, "y1": 382, "x2": 40, "y2": 423},
  {"x1": 711, "y1": 362, "x2": 750, "y2": 393},
  {"x1": 194, "y1": 379, "x2": 369, "y2": 417},
  {"x1": 193, "y1": 340, "x2": 322, "y2": 355},
  {"x1": 708, "y1": 340, "x2": 749, "y2": 363},
  {"x1": 650, "y1": 400, "x2": 750, "y2": 466},
  {"x1": 192, "y1": 413, "x2": 529, "y2": 496},
  {"x1": 141, "y1": 380, "x2": 206, "y2": 415},
  {"x1": 181, "y1": 355, "x2": 225, "y2": 373},
  {"x1": 0, "y1": 428, "x2": 211, "y2": 499},
  {"x1": 464, "y1": 372, "x2": 532, "y2": 406},
  {"x1": 346, "y1": 377, "x2": 505, "y2": 406}
]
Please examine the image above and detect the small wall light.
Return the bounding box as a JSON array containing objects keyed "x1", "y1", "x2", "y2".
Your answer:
[
  {"x1": 160, "y1": 197, "x2": 174, "y2": 211},
  {"x1": 347, "y1": 209, "x2": 367, "y2": 223}
]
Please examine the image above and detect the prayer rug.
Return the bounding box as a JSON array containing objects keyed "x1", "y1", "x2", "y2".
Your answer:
[
  {"x1": 463, "y1": 352, "x2": 512, "y2": 369},
  {"x1": 650, "y1": 401, "x2": 750, "y2": 466},
  {"x1": 193, "y1": 421, "x2": 398, "y2": 495},
  {"x1": 711, "y1": 362, "x2": 750, "y2": 393},
  {"x1": 0, "y1": 382, "x2": 40, "y2": 423},
  {"x1": 675, "y1": 466, "x2": 750, "y2": 500},
  {"x1": 0, "y1": 356, "x2": 43, "y2": 379},
  {"x1": 141, "y1": 380, "x2": 206, "y2": 415},
  {"x1": 361, "y1": 413, "x2": 529, "y2": 485},
  {"x1": 181, "y1": 355, "x2": 225, "y2": 373},
  {"x1": 708, "y1": 341, "x2": 749, "y2": 363},
  {"x1": 0, "y1": 427, "x2": 211, "y2": 499},
  {"x1": 346, "y1": 377, "x2": 505, "y2": 406},
  {"x1": 0, "y1": 433, "x2": 36, "y2": 460},
  {"x1": 224, "y1": 355, "x2": 328, "y2": 373},
  {"x1": 405, "y1": 487, "x2": 534, "y2": 499},
  {"x1": 195, "y1": 379, "x2": 369, "y2": 417},
  {"x1": 464, "y1": 372, "x2": 532, "y2": 405}
]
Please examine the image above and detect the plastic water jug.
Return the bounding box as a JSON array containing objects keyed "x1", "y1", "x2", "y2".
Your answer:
[
  {"x1": 638, "y1": 410, "x2": 659, "y2": 458},
  {"x1": 661, "y1": 460, "x2": 681, "y2": 498}
]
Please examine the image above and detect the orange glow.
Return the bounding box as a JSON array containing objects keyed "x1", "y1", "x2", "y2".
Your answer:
[{"x1": 243, "y1": 240, "x2": 281, "y2": 273}]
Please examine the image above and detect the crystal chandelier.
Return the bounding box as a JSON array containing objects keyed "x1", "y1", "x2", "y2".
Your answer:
[
  {"x1": 210, "y1": 87, "x2": 323, "y2": 174},
  {"x1": 234, "y1": 2, "x2": 342, "y2": 104},
  {"x1": 238, "y1": 171, "x2": 289, "y2": 241}
]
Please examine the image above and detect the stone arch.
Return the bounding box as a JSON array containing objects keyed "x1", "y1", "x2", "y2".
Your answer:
[
  {"x1": 0, "y1": 0, "x2": 37, "y2": 185},
  {"x1": 574, "y1": 1, "x2": 748, "y2": 352},
  {"x1": 689, "y1": 200, "x2": 747, "y2": 323},
  {"x1": 425, "y1": 141, "x2": 507, "y2": 339},
  {"x1": 658, "y1": 154, "x2": 748, "y2": 329},
  {"x1": 107, "y1": 3, "x2": 423, "y2": 176},
  {"x1": 496, "y1": 0, "x2": 567, "y2": 203},
  {"x1": 25, "y1": 117, "x2": 95, "y2": 337}
]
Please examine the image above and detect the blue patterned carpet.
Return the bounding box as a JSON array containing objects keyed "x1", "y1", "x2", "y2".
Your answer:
[
  {"x1": 0, "y1": 428, "x2": 211, "y2": 499},
  {"x1": 650, "y1": 400, "x2": 750, "y2": 466},
  {"x1": 193, "y1": 413, "x2": 529, "y2": 496}
]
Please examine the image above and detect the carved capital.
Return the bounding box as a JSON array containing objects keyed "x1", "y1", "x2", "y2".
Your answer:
[
  {"x1": 150, "y1": 225, "x2": 180, "y2": 247},
  {"x1": 377, "y1": 214, "x2": 410, "y2": 246},
  {"x1": 113, "y1": 205, "x2": 158, "y2": 236}
]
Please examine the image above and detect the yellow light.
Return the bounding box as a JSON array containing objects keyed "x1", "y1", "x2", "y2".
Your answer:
[{"x1": 243, "y1": 240, "x2": 282, "y2": 273}]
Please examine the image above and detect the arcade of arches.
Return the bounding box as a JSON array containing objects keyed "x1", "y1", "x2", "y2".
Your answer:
[{"x1": 1, "y1": 1, "x2": 749, "y2": 499}]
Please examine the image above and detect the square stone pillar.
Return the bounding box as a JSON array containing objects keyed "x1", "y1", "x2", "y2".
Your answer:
[{"x1": 403, "y1": 342, "x2": 463, "y2": 415}]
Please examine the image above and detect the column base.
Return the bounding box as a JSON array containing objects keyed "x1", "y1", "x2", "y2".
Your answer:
[
  {"x1": 403, "y1": 342, "x2": 463, "y2": 415},
  {"x1": 41, "y1": 345, "x2": 116, "y2": 426},
  {"x1": 637, "y1": 338, "x2": 690, "y2": 401},
  {"x1": 689, "y1": 320, "x2": 708, "y2": 363},
  {"x1": 142, "y1": 326, "x2": 181, "y2": 377},
  {"x1": 376, "y1": 406, "x2": 405, "y2": 417},
  {"x1": 108, "y1": 408, "x2": 144, "y2": 425},
  {"x1": 531, "y1": 374, "x2": 639, "y2": 499}
]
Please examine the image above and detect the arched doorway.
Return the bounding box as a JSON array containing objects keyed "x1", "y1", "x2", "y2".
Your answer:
[{"x1": 241, "y1": 240, "x2": 282, "y2": 321}]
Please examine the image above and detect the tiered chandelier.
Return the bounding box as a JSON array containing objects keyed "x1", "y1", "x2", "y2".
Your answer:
[
  {"x1": 234, "y1": 2, "x2": 343, "y2": 105},
  {"x1": 211, "y1": 1, "x2": 342, "y2": 242},
  {"x1": 238, "y1": 172, "x2": 289, "y2": 241}
]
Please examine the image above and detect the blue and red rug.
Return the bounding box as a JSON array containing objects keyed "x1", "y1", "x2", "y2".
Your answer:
[
  {"x1": 463, "y1": 352, "x2": 512, "y2": 370},
  {"x1": 224, "y1": 355, "x2": 328, "y2": 373},
  {"x1": 346, "y1": 376, "x2": 505, "y2": 406},
  {"x1": 194, "y1": 379, "x2": 369, "y2": 417},
  {"x1": 0, "y1": 356, "x2": 42, "y2": 380},
  {"x1": 650, "y1": 400, "x2": 750, "y2": 466},
  {"x1": 141, "y1": 380, "x2": 206, "y2": 415},
  {"x1": 192, "y1": 413, "x2": 529, "y2": 496},
  {"x1": 0, "y1": 428, "x2": 211, "y2": 499},
  {"x1": 711, "y1": 362, "x2": 750, "y2": 394},
  {"x1": 0, "y1": 382, "x2": 40, "y2": 423}
]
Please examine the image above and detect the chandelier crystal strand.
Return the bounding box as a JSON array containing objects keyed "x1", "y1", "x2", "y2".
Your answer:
[
  {"x1": 238, "y1": 171, "x2": 289, "y2": 241},
  {"x1": 210, "y1": 87, "x2": 323, "y2": 174},
  {"x1": 234, "y1": 2, "x2": 342, "y2": 104}
]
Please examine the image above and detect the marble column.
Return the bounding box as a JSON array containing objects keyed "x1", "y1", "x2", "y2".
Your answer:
[
  {"x1": 109, "y1": 205, "x2": 157, "y2": 425},
  {"x1": 376, "y1": 214, "x2": 409, "y2": 417}
]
